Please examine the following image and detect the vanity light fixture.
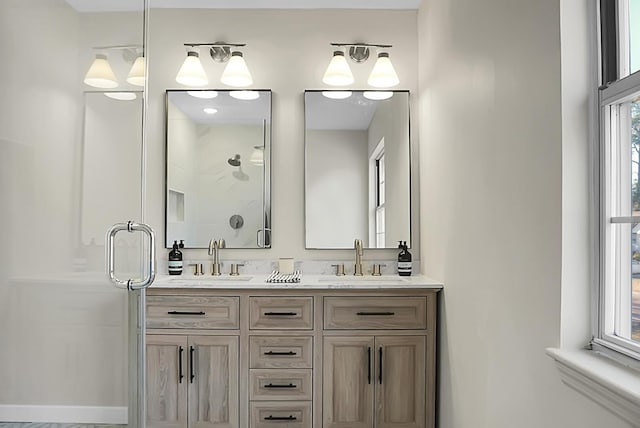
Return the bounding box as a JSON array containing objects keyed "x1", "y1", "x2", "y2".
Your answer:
[
  {"x1": 323, "y1": 43, "x2": 399, "y2": 88},
  {"x1": 363, "y1": 91, "x2": 394, "y2": 100},
  {"x1": 367, "y1": 53, "x2": 399, "y2": 88},
  {"x1": 188, "y1": 90, "x2": 218, "y2": 99},
  {"x1": 203, "y1": 107, "x2": 218, "y2": 114},
  {"x1": 229, "y1": 90, "x2": 260, "y2": 100},
  {"x1": 322, "y1": 51, "x2": 354, "y2": 86},
  {"x1": 84, "y1": 54, "x2": 118, "y2": 88},
  {"x1": 220, "y1": 51, "x2": 253, "y2": 87},
  {"x1": 322, "y1": 90, "x2": 352, "y2": 100},
  {"x1": 104, "y1": 92, "x2": 137, "y2": 101},
  {"x1": 177, "y1": 43, "x2": 252, "y2": 88},
  {"x1": 126, "y1": 54, "x2": 145, "y2": 86},
  {"x1": 176, "y1": 47, "x2": 208, "y2": 86}
]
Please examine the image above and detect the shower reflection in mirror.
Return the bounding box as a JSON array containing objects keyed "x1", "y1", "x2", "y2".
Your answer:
[{"x1": 165, "y1": 89, "x2": 271, "y2": 249}]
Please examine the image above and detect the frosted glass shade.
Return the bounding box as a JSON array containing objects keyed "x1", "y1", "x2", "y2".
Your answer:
[
  {"x1": 250, "y1": 146, "x2": 264, "y2": 166},
  {"x1": 104, "y1": 92, "x2": 137, "y2": 101},
  {"x1": 322, "y1": 90, "x2": 352, "y2": 99},
  {"x1": 220, "y1": 51, "x2": 253, "y2": 87},
  {"x1": 188, "y1": 90, "x2": 218, "y2": 99},
  {"x1": 322, "y1": 51, "x2": 354, "y2": 86},
  {"x1": 367, "y1": 53, "x2": 399, "y2": 88},
  {"x1": 229, "y1": 90, "x2": 260, "y2": 100},
  {"x1": 126, "y1": 56, "x2": 145, "y2": 86},
  {"x1": 363, "y1": 91, "x2": 393, "y2": 100},
  {"x1": 176, "y1": 50, "x2": 208, "y2": 87},
  {"x1": 84, "y1": 54, "x2": 118, "y2": 89}
]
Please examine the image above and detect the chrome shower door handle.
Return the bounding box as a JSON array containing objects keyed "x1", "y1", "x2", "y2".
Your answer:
[{"x1": 106, "y1": 221, "x2": 156, "y2": 290}]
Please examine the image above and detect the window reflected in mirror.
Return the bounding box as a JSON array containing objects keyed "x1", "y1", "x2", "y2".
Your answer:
[{"x1": 304, "y1": 90, "x2": 410, "y2": 249}]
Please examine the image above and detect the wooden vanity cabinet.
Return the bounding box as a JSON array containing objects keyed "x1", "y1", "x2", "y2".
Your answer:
[{"x1": 146, "y1": 287, "x2": 438, "y2": 428}]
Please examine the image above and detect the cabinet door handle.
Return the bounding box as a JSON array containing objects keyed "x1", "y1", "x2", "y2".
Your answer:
[
  {"x1": 356, "y1": 311, "x2": 395, "y2": 316},
  {"x1": 367, "y1": 347, "x2": 371, "y2": 384},
  {"x1": 264, "y1": 311, "x2": 297, "y2": 316},
  {"x1": 189, "y1": 346, "x2": 195, "y2": 383},
  {"x1": 264, "y1": 351, "x2": 297, "y2": 356},
  {"x1": 378, "y1": 347, "x2": 383, "y2": 384},
  {"x1": 264, "y1": 383, "x2": 296, "y2": 388},
  {"x1": 168, "y1": 311, "x2": 205, "y2": 315},
  {"x1": 178, "y1": 346, "x2": 184, "y2": 383},
  {"x1": 264, "y1": 415, "x2": 297, "y2": 421}
]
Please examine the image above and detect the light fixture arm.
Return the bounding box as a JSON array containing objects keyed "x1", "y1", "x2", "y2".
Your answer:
[
  {"x1": 183, "y1": 42, "x2": 247, "y2": 63},
  {"x1": 329, "y1": 42, "x2": 393, "y2": 63}
]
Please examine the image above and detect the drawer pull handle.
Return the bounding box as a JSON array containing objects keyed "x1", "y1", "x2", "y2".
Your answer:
[
  {"x1": 178, "y1": 346, "x2": 184, "y2": 383},
  {"x1": 190, "y1": 346, "x2": 195, "y2": 383},
  {"x1": 264, "y1": 383, "x2": 296, "y2": 388},
  {"x1": 168, "y1": 311, "x2": 206, "y2": 315},
  {"x1": 264, "y1": 351, "x2": 297, "y2": 356},
  {"x1": 264, "y1": 415, "x2": 297, "y2": 421},
  {"x1": 356, "y1": 311, "x2": 395, "y2": 316},
  {"x1": 264, "y1": 311, "x2": 297, "y2": 316}
]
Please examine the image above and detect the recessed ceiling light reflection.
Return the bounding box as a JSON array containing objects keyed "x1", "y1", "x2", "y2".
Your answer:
[
  {"x1": 104, "y1": 92, "x2": 137, "y2": 101},
  {"x1": 363, "y1": 91, "x2": 393, "y2": 101},
  {"x1": 188, "y1": 90, "x2": 218, "y2": 99},
  {"x1": 203, "y1": 107, "x2": 218, "y2": 114},
  {"x1": 322, "y1": 91, "x2": 352, "y2": 100},
  {"x1": 229, "y1": 90, "x2": 260, "y2": 100}
]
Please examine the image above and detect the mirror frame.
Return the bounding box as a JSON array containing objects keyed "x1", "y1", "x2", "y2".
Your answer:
[
  {"x1": 303, "y1": 89, "x2": 412, "y2": 250},
  {"x1": 164, "y1": 89, "x2": 272, "y2": 249}
]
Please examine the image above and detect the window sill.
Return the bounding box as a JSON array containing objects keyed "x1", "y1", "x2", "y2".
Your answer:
[{"x1": 546, "y1": 348, "x2": 640, "y2": 427}]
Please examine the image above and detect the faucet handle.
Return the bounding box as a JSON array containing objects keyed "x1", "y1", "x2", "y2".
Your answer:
[
  {"x1": 372, "y1": 263, "x2": 386, "y2": 276},
  {"x1": 189, "y1": 263, "x2": 204, "y2": 276},
  {"x1": 331, "y1": 263, "x2": 345, "y2": 276},
  {"x1": 230, "y1": 263, "x2": 244, "y2": 276}
]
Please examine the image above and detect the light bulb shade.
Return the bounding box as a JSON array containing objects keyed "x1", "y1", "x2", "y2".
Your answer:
[
  {"x1": 176, "y1": 50, "x2": 208, "y2": 87},
  {"x1": 220, "y1": 51, "x2": 253, "y2": 87},
  {"x1": 322, "y1": 90, "x2": 352, "y2": 100},
  {"x1": 104, "y1": 92, "x2": 137, "y2": 101},
  {"x1": 367, "y1": 52, "x2": 399, "y2": 88},
  {"x1": 84, "y1": 54, "x2": 118, "y2": 89},
  {"x1": 322, "y1": 51, "x2": 354, "y2": 86},
  {"x1": 250, "y1": 146, "x2": 264, "y2": 166},
  {"x1": 229, "y1": 90, "x2": 260, "y2": 100},
  {"x1": 126, "y1": 56, "x2": 145, "y2": 86},
  {"x1": 363, "y1": 91, "x2": 394, "y2": 100}
]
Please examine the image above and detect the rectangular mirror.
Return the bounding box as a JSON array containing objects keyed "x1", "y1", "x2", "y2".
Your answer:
[
  {"x1": 165, "y1": 90, "x2": 271, "y2": 249},
  {"x1": 305, "y1": 90, "x2": 411, "y2": 249}
]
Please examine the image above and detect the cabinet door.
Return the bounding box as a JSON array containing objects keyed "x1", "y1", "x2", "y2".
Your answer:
[
  {"x1": 147, "y1": 335, "x2": 188, "y2": 428},
  {"x1": 188, "y1": 336, "x2": 239, "y2": 428},
  {"x1": 323, "y1": 336, "x2": 374, "y2": 428},
  {"x1": 375, "y1": 336, "x2": 426, "y2": 428}
]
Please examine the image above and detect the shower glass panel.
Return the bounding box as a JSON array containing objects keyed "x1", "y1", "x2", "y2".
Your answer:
[{"x1": 0, "y1": 1, "x2": 146, "y2": 427}]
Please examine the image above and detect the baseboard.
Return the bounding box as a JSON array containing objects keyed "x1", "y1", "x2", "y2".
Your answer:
[{"x1": 0, "y1": 405, "x2": 127, "y2": 424}]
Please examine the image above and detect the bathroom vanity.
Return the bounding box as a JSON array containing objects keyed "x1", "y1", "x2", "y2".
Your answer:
[{"x1": 145, "y1": 275, "x2": 442, "y2": 428}]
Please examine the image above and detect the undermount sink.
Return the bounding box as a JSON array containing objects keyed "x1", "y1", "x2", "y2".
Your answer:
[
  {"x1": 317, "y1": 276, "x2": 409, "y2": 284},
  {"x1": 168, "y1": 276, "x2": 253, "y2": 282}
]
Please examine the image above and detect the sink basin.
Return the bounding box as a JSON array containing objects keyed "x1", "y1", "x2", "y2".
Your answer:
[
  {"x1": 168, "y1": 276, "x2": 253, "y2": 282},
  {"x1": 317, "y1": 276, "x2": 409, "y2": 285}
]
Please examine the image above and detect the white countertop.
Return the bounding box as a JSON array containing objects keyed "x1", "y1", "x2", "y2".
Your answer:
[{"x1": 150, "y1": 274, "x2": 443, "y2": 290}]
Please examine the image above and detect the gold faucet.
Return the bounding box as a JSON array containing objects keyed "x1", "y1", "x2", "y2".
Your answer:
[
  {"x1": 354, "y1": 238, "x2": 364, "y2": 276},
  {"x1": 208, "y1": 238, "x2": 226, "y2": 276}
]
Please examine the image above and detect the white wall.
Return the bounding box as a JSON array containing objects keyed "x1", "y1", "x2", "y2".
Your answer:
[
  {"x1": 306, "y1": 129, "x2": 368, "y2": 248},
  {"x1": 145, "y1": 9, "x2": 419, "y2": 264},
  {"x1": 418, "y1": 0, "x2": 632, "y2": 427}
]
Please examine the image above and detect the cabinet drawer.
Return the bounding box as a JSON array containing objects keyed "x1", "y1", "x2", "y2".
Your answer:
[
  {"x1": 249, "y1": 297, "x2": 313, "y2": 330},
  {"x1": 324, "y1": 296, "x2": 427, "y2": 329},
  {"x1": 250, "y1": 336, "x2": 313, "y2": 369},
  {"x1": 249, "y1": 369, "x2": 312, "y2": 400},
  {"x1": 146, "y1": 295, "x2": 239, "y2": 329},
  {"x1": 250, "y1": 401, "x2": 312, "y2": 428}
]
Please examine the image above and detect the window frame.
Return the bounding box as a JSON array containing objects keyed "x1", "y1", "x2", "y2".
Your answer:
[{"x1": 595, "y1": 0, "x2": 640, "y2": 366}]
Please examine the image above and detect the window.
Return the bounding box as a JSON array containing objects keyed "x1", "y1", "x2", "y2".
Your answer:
[{"x1": 597, "y1": 0, "x2": 640, "y2": 362}]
